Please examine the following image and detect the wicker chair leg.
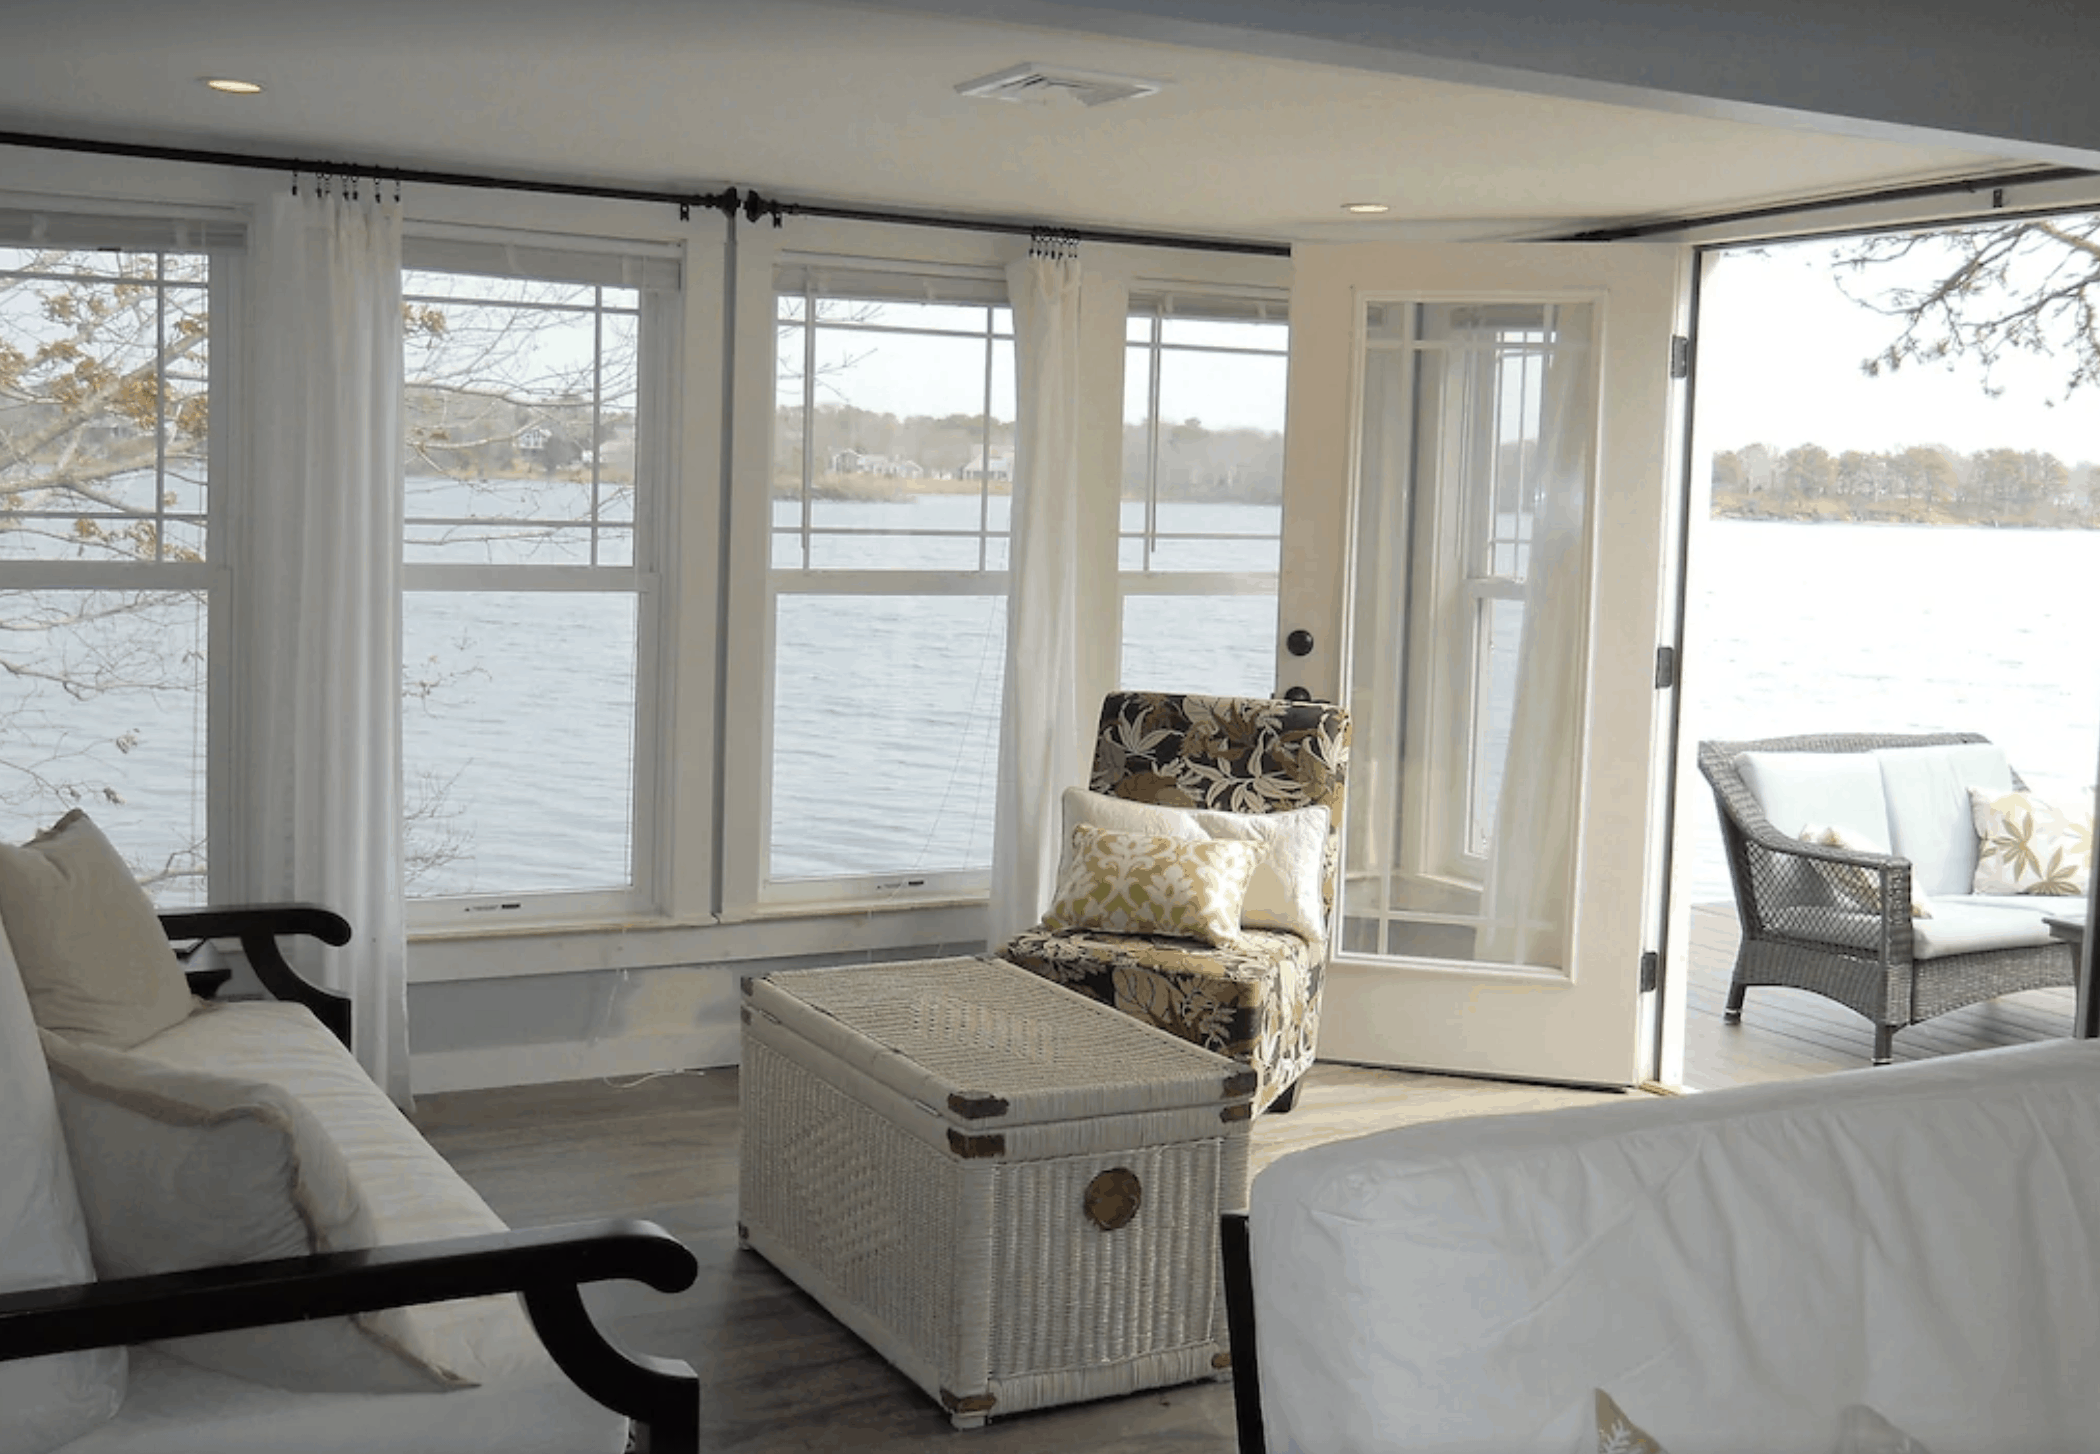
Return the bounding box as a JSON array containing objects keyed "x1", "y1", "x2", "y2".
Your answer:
[
  {"x1": 1723, "y1": 977, "x2": 1747, "y2": 1024},
  {"x1": 1872, "y1": 1025, "x2": 1895, "y2": 1065}
]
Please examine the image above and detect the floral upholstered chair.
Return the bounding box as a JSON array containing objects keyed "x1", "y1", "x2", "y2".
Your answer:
[{"x1": 999, "y1": 692, "x2": 1351, "y2": 1115}]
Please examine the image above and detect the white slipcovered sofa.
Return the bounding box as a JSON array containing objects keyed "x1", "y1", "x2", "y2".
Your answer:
[
  {"x1": 0, "y1": 811, "x2": 699, "y2": 1454},
  {"x1": 1698, "y1": 732, "x2": 2082, "y2": 1062},
  {"x1": 1226, "y1": 1038, "x2": 2100, "y2": 1453}
]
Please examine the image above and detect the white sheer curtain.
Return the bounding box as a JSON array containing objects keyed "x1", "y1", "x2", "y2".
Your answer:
[
  {"x1": 988, "y1": 244, "x2": 1088, "y2": 947},
  {"x1": 229, "y1": 189, "x2": 410, "y2": 1104},
  {"x1": 1475, "y1": 305, "x2": 1596, "y2": 967}
]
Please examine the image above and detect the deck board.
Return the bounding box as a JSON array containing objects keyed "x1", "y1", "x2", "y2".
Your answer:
[{"x1": 1679, "y1": 902, "x2": 2077, "y2": 1090}]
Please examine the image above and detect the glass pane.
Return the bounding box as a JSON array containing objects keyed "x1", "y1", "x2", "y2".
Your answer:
[
  {"x1": 1343, "y1": 300, "x2": 1596, "y2": 970},
  {"x1": 402, "y1": 591, "x2": 637, "y2": 897},
  {"x1": 1119, "y1": 593, "x2": 1276, "y2": 697},
  {"x1": 771, "y1": 594, "x2": 1005, "y2": 880},
  {"x1": 404, "y1": 275, "x2": 638, "y2": 568},
  {"x1": 1160, "y1": 316, "x2": 1290, "y2": 351},
  {"x1": 0, "y1": 589, "x2": 208, "y2": 906},
  {"x1": 0, "y1": 249, "x2": 210, "y2": 564}
]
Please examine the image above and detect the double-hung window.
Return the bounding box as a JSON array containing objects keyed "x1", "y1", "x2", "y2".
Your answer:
[
  {"x1": 0, "y1": 217, "x2": 235, "y2": 905},
  {"x1": 764, "y1": 265, "x2": 1014, "y2": 903},
  {"x1": 399, "y1": 236, "x2": 677, "y2": 922},
  {"x1": 1120, "y1": 293, "x2": 1287, "y2": 694}
]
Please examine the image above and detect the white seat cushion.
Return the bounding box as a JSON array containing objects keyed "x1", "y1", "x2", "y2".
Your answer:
[
  {"x1": 1733, "y1": 751, "x2": 1891, "y2": 851},
  {"x1": 1908, "y1": 895, "x2": 2065, "y2": 959},
  {"x1": 56, "y1": 1346, "x2": 626, "y2": 1454},
  {"x1": 1871, "y1": 744, "x2": 2015, "y2": 898},
  {"x1": 0, "y1": 923, "x2": 125, "y2": 1454},
  {"x1": 117, "y1": 1002, "x2": 539, "y2": 1391}
]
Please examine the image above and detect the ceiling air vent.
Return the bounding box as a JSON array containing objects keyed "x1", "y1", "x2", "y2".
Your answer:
[{"x1": 954, "y1": 64, "x2": 1166, "y2": 108}]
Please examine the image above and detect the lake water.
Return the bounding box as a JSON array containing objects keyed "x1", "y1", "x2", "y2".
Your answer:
[{"x1": 6, "y1": 513, "x2": 2097, "y2": 908}]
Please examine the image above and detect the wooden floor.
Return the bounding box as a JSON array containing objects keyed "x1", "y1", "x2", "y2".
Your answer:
[
  {"x1": 412, "y1": 911, "x2": 2078, "y2": 1450},
  {"x1": 1680, "y1": 902, "x2": 2077, "y2": 1090}
]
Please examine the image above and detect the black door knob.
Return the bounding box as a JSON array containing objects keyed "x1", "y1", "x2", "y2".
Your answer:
[
  {"x1": 1283, "y1": 686, "x2": 1312, "y2": 703},
  {"x1": 1285, "y1": 629, "x2": 1315, "y2": 657}
]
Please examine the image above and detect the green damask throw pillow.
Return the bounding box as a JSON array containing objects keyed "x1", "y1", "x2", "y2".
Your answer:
[{"x1": 1042, "y1": 824, "x2": 1261, "y2": 947}]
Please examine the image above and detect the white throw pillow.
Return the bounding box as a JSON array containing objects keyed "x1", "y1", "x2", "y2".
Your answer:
[
  {"x1": 1797, "y1": 823, "x2": 1932, "y2": 919},
  {"x1": 42, "y1": 1027, "x2": 508, "y2": 1393},
  {"x1": 0, "y1": 810, "x2": 195, "y2": 1048},
  {"x1": 0, "y1": 921, "x2": 126, "y2": 1454},
  {"x1": 1061, "y1": 787, "x2": 1330, "y2": 942},
  {"x1": 1968, "y1": 786, "x2": 2092, "y2": 897},
  {"x1": 1041, "y1": 824, "x2": 1262, "y2": 947}
]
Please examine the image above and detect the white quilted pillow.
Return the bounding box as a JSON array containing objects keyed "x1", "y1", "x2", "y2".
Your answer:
[{"x1": 1061, "y1": 787, "x2": 1330, "y2": 942}]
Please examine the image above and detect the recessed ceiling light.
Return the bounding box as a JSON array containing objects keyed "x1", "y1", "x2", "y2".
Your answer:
[
  {"x1": 201, "y1": 77, "x2": 265, "y2": 95},
  {"x1": 1342, "y1": 202, "x2": 1391, "y2": 215}
]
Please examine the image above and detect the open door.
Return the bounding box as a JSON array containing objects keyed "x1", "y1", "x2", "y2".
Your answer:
[{"x1": 1279, "y1": 243, "x2": 1689, "y2": 1087}]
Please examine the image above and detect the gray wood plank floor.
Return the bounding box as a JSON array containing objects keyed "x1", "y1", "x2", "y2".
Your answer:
[
  {"x1": 1681, "y1": 902, "x2": 2076, "y2": 1090},
  {"x1": 413, "y1": 914, "x2": 2076, "y2": 1449}
]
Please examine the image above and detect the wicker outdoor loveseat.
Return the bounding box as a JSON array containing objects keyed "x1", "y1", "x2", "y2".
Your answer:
[{"x1": 1698, "y1": 732, "x2": 2079, "y2": 1064}]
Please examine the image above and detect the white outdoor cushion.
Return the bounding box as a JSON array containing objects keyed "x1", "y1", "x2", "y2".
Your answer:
[
  {"x1": 57, "y1": 1346, "x2": 627, "y2": 1454},
  {"x1": 1906, "y1": 896, "x2": 2063, "y2": 959},
  {"x1": 1251, "y1": 1038, "x2": 2100, "y2": 1454},
  {"x1": 0, "y1": 921, "x2": 125, "y2": 1454},
  {"x1": 1733, "y1": 752, "x2": 1891, "y2": 854},
  {"x1": 123, "y1": 1001, "x2": 540, "y2": 1389},
  {"x1": 1061, "y1": 786, "x2": 1331, "y2": 942},
  {"x1": 0, "y1": 811, "x2": 195, "y2": 1049},
  {"x1": 42, "y1": 1029, "x2": 477, "y2": 1393},
  {"x1": 1871, "y1": 744, "x2": 2015, "y2": 898}
]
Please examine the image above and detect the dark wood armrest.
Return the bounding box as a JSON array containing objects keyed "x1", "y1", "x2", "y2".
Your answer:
[
  {"x1": 0, "y1": 1217, "x2": 700, "y2": 1454},
  {"x1": 1221, "y1": 1211, "x2": 1265, "y2": 1454},
  {"x1": 158, "y1": 903, "x2": 355, "y2": 1051}
]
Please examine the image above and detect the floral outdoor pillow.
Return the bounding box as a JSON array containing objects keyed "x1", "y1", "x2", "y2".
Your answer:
[
  {"x1": 1042, "y1": 824, "x2": 1262, "y2": 947},
  {"x1": 1797, "y1": 823, "x2": 1931, "y2": 919},
  {"x1": 1968, "y1": 786, "x2": 2092, "y2": 896}
]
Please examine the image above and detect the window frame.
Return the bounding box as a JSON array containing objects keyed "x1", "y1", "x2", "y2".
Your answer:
[
  {"x1": 1118, "y1": 290, "x2": 1289, "y2": 695},
  {"x1": 396, "y1": 235, "x2": 679, "y2": 931},
  {"x1": 0, "y1": 223, "x2": 230, "y2": 907},
  {"x1": 752, "y1": 259, "x2": 1016, "y2": 910}
]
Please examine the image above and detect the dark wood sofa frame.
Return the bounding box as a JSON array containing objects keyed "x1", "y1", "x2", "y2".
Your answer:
[{"x1": 0, "y1": 904, "x2": 701, "y2": 1453}]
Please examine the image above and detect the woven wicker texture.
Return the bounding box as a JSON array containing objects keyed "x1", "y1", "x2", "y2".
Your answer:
[
  {"x1": 1699, "y1": 733, "x2": 2076, "y2": 1063},
  {"x1": 739, "y1": 954, "x2": 1251, "y2": 1428},
  {"x1": 751, "y1": 956, "x2": 1245, "y2": 1125}
]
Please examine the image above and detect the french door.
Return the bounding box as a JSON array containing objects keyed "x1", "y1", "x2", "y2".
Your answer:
[{"x1": 1278, "y1": 243, "x2": 1689, "y2": 1087}]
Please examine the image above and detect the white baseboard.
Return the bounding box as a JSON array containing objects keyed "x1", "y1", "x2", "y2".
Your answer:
[{"x1": 411, "y1": 1025, "x2": 741, "y2": 1095}]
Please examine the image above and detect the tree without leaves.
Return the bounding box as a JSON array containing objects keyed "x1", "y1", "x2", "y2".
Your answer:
[{"x1": 1833, "y1": 212, "x2": 2100, "y2": 402}]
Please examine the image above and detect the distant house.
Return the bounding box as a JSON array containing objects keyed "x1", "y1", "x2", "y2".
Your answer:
[
  {"x1": 517, "y1": 425, "x2": 550, "y2": 452},
  {"x1": 961, "y1": 445, "x2": 1013, "y2": 482},
  {"x1": 830, "y1": 449, "x2": 925, "y2": 478}
]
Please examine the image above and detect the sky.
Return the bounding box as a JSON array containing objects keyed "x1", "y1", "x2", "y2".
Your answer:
[{"x1": 1696, "y1": 234, "x2": 2100, "y2": 465}]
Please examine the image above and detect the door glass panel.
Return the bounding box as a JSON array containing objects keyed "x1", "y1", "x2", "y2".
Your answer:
[{"x1": 1343, "y1": 299, "x2": 1597, "y2": 970}]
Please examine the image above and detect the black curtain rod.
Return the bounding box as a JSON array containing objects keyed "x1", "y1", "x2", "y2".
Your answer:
[
  {"x1": 1554, "y1": 165, "x2": 2100, "y2": 242},
  {"x1": 0, "y1": 129, "x2": 739, "y2": 216},
  {"x1": 739, "y1": 189, "x2": 1290, "y2": 257},
  {"x1": 0, "y1": 128, "x2": 1291, "y2": 257}
]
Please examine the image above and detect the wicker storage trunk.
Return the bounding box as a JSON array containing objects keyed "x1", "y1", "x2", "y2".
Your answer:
[{"x1": 738, "y1": 956, "x2": 1255, "y2": 1429}]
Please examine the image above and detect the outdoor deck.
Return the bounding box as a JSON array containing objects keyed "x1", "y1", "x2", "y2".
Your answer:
[{"x1": 1680, "y1": 901, "x2": 2079, "y2": 1091}]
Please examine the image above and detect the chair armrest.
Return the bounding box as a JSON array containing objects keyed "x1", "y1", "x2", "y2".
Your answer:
[
  {"x1": 159, "y1": 903, "x2": 355, "y2": 1051},
  {"x1": 0, "y1": 1217, "x2": 700, "y2": 1454}
]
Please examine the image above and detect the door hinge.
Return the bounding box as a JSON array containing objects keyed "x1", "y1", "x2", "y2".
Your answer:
[
  {"x1": 1640, "y1": 950, "x2": 1660, "y2": 993},
  {"x1": 1654, "y1": 644, "x2": 1676, "y2": 690},
  {"x1": 1669, "y1": 334, "x2": 1691, "y2": 380}
]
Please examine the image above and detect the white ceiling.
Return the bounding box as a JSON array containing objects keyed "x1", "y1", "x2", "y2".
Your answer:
[{"x1": 0, "y1": 0, "x2": 2031, "y2": 245}]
